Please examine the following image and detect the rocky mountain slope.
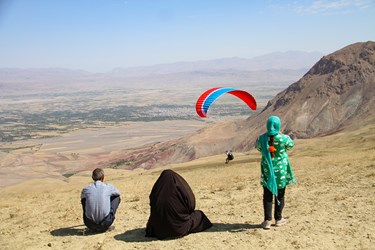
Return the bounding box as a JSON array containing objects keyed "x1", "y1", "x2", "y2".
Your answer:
[
  {"x1": 263, "y1": 41, "x2": 375, "y2": 138},
  {"x1": 110, "y1": 41, "x2": 375, "y2": 169}
]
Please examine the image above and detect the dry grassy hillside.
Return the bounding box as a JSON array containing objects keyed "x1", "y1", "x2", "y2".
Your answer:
[{"x1": 0, "y1": 120, "x2": 374, "y2": 250}]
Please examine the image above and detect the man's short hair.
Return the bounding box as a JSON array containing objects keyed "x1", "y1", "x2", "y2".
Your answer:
[{"x1": 92, "y1": 168, "x2": 104, "y2": 181}]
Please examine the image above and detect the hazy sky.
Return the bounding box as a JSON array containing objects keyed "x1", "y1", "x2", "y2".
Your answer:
[{"x1": 0, "y1": 0, "x2": 374, "y2": 72}]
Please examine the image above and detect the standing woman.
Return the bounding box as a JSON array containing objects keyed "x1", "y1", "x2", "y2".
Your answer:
[{"x1": 257, "y1": 116, "x2": 296, "y2": 229}]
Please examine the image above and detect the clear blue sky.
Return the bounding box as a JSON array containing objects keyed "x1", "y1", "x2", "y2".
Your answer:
[{"x1": 0, "y1": 0, "x2": 374, "y2": 72}]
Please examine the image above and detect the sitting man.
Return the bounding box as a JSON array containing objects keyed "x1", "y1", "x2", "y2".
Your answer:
[{"x1": 81, "y1": 168, "x2": 121, "y2": 233}]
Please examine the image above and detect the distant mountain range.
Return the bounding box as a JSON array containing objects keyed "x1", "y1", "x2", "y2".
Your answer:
[
  {"x1": 0, "y1": 51, "x2": 323, "y2": 98},
  {"x1": 0, "y1": 50, "x2": 322, "y2": 81},
  {"x1": 106, "y1": 41, "x2": 375, "y2": 169},
  {"x1": 109, "y1": 51, "x2": 323, "y2": 77}
]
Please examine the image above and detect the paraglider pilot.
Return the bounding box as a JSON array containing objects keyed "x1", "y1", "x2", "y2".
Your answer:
[{"x1": 225, "y1": 150, "x2": 234, "y2": 164}]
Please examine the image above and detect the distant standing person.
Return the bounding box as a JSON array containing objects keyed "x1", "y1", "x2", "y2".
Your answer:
[
  {"x1": 81, "y1": 168, "x2": 121, "y2": 233},
  {"x1": 225, "y1": 150, "x2": 234, "y2": 164},
  {"x1": 256, "y1": 116, "x2": 296, "y2": 229}
]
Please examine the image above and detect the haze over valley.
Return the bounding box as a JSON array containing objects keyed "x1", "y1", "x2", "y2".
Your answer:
[
  {"x1": 0, "y1": 51, "x2": 323, "y2": 187},
  {"x1": 0, "y1": 52, "x2": 319, "y2": 143}
]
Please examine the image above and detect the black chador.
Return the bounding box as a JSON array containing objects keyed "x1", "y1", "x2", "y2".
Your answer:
[{"x1": 146, "y1": 169, "x2": 212, "y2": 239}]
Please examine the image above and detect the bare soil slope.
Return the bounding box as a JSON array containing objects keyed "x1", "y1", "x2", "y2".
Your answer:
[{"x1": 0, "y1": 119, "x2": 374, "y2": 250}]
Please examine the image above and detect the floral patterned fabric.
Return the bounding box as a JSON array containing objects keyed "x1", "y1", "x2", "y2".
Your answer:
[{"x1": 257, "y1": 133, "x2": 296, "y2": 189}]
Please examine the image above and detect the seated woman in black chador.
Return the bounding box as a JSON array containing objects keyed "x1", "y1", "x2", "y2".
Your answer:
[{"x1": 145, "y1": 169, "x2": 212, "y2": 240}]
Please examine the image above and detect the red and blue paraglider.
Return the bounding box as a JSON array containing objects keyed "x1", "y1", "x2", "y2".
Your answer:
[{"x1": 195, "y1": 87, "x2": 257, "y2": 118}]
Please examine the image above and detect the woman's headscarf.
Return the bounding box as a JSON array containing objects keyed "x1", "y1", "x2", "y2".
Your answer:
[
  {"x1": 260, "y1": 116, "x2": 281, "y2": 197},
  {"x1": 267, "y1": 116, "x2": 281, "y2": 136}
]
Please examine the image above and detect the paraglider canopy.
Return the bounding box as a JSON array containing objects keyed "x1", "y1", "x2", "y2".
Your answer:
[{"x1": 195, "y1": 87, "x2": 257, "y2": 118}]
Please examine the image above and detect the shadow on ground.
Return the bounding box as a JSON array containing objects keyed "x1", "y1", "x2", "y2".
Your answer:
[
  {"x1": 114, "y1": 228, "x2": 158, "y2": 243},
  {"x1": 207, "y1": 222, "x2": 262, "y2": 232},
  {"x1": 114, "y1": 223, "x2": 261, "y2": 242},
  {"x1": 50, "y1": 225, "x2": 108, "y2": 236}
]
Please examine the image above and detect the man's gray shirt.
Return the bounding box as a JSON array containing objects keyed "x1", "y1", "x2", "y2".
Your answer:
[{"x1": 81, "y1": 181, "x2": 121, "y2": 223}]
